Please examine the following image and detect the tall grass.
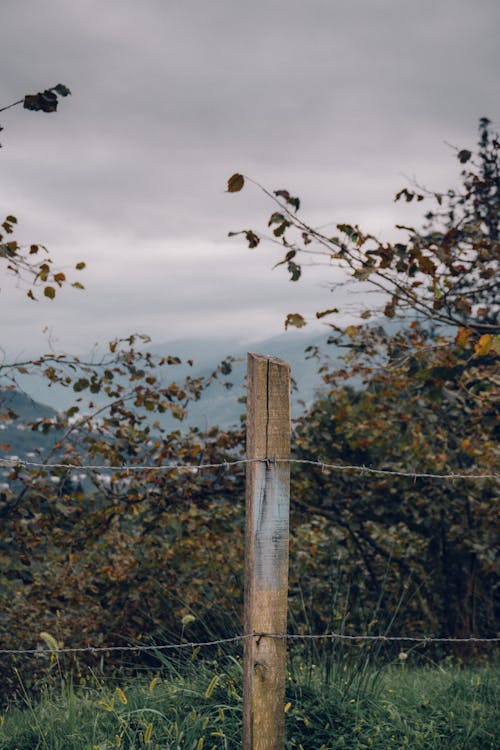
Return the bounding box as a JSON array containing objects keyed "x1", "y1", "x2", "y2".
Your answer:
[{"x1": 1, "y1": 648, "x2": 498, "y2": 749}]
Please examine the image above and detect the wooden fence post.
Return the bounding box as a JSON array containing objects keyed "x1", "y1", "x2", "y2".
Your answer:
[{"x1": 243, "y1": 353, "x2": 291, "y2": 750}]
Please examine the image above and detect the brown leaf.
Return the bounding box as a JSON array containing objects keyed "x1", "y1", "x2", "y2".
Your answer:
[
  {"x1": 316, "y1": 308, "x2": 339, "y2": 319},
  {"x1": 44, "y1": 286, "x2": 56, "y2": 299},
  {"x1": 285, "y1": 313, "x2": 307, "y2": 330},
  {"x1": 227, "y1": 173, "x2": 244, "y2": 192}
]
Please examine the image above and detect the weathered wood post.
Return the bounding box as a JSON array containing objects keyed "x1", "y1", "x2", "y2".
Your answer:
[{"x1": 243, "y1": 353, "x2": 291, "y2": 750}]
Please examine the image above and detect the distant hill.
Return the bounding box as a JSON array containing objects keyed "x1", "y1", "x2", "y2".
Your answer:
[
  {"x1": 145, "y1": 328, "x2": 339, "y2": 429},
  {"x1": 0, "y1": 389, "x2": 60, "y2": 487},
  {"x1": 0, "y1": 329, "x2": 343, "y2": 473},
  {"x1": 4, "y1": 328, "x2": 338, "y2": 426}
]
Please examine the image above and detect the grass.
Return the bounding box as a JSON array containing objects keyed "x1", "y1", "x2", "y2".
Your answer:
[{"x1": 0, "y1": 653, "x2": 498, "y2": 749}]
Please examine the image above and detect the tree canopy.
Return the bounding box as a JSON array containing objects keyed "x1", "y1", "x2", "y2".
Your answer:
[{"x1": 226, "y1": 118, "x2": 499, "y2": 642}]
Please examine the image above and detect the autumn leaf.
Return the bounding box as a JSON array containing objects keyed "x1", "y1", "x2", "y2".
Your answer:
[
  {"x1": 43, "y1": 285, "x2": 56, "y2": 299},
  {"x1": 227, "y1": 173, "x2": 244, "y2": 192},
  {"x1": 285, "y1": 312, "x2": 306, "y2": 329},
  {"x1": 316, "y1": 308, "x2": 339, "y2": 319},
  {"x1": 473, "y1": 334, "x2": 496, "y2": 357},
  {"x1": 455, "y1": 327, "x2": 472, "y2": 348}
]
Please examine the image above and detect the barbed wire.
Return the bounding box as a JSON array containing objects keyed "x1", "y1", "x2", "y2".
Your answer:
[
  {"x1": 278, "y1": 459, "x2": 499, "y2": 481},
  {"x1": 0, "y1": 457, "x2": 250, "y2": 473},
  {"x1": 0, "y1": 456, "x2": 498, "y2": 480},
  {"x1": 1, "y1": 632, "x2": 499, "y2": 656}
]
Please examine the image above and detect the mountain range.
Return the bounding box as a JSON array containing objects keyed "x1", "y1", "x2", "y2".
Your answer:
[{"x1": 0, "y1": 329, "x2": 339, "y2": 474}]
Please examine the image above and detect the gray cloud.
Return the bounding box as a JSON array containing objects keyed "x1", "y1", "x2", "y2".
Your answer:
[{"x1": 1, "y1": 0, "x2": 499, "y2": 357}]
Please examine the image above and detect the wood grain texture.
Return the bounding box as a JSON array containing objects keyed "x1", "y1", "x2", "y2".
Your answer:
[{"x1": 243, "y1": 353, "x2": 291, "y2": 750}]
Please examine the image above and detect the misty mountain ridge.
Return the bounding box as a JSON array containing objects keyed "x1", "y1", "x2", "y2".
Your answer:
[{"x1": 0, "y1": 329, "x2": 337, "y2": 469}]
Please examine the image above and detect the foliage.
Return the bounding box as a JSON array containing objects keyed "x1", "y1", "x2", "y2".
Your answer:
[
  {"x1": 0, "y1": 336, "x2": 245, "y2": 701},
  {"x1": 228, "y1": 117, "x2": 499, "y2": 334},
  {"x1": 1, "y1": 85, "x2": 247, "y2": 702},
  {"x1": 1, "y1": 84, "x2": 84, "y2": 299},
  {"x1": 288, "y1": 323, "x2": 498, "y2": 641},
  {"x1": 0, "y1": 213, "x2": 86, "y2": 299},
  {"x1": 0, "y1": 83, "x2": 71, "y2": 142},
  {"x1": 228, "y1": 119, "x2": 499, "y2": 643}
]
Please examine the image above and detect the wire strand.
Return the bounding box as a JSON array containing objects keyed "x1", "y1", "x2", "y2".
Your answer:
[
  {"x1": 0, "y1": 456, "x2": 497, "y2": 480},
  {"x1": 1, "y1": 632, "x2": 499, "y2": 656}
]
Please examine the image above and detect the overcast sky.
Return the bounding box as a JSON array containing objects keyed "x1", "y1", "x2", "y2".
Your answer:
[{"x1": 1, "y1": 0, "x2": 499, "y2": 359}]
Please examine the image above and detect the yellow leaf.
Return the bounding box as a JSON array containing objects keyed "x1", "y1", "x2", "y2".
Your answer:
[
  {"x1": 455, "y1": 327, "x2": 472, "y2": 348},
  {"x1": 474, "y1": 334, "x2": 494, "y2": 357}
]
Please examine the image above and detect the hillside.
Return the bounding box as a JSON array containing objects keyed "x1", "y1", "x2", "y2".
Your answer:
[
  {"x1": 2, "y1": 328, "x2": 338, "y2": 434},
  {"x1": 0, "y1": 389, "x2": 58, "y2": 452}
]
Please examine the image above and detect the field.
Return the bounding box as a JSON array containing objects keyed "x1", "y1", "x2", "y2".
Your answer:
[{"x1": 1, "y1": 650, "x2": 498, "y2": 749}]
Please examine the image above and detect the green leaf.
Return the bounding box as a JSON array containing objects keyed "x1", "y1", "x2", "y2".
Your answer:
[
  {"x1": 287, "y1": 260, "x2": 301, "y2": 281},
  {"x1": 337, "y1": 223, "x2": 356, "y2": 237},
  {"x1": 0, "y1": 242, "x2": 17, "y2": 258},
  {"x1": 273, "y1": 221, "x2": 289, "y2": 237},
  {"x1": 24, "y1": 90, "x2": 59, "y2": 113},
  {"x1": 273, "y1": 249, "x2": 297, "y2": 269},
  {"x1": 353, "y1": 268, "x2": 373, "y2": 281},
  {"x1": 274, "y1": 189, "x2": 300, "y2": 212},
  {"x1": 227, "y1": 173, "x2": 244, "y2": 192},
  {"x1": 244, "y1": 230, "x2": 260, "y2": 248},
  {"x1": 73, "y1": 378, "x2": 89, "y2": 392},
  {"x1": 53, "y1": 83, "x2": 71, "y2": 97},
  {"x1": 268, "y1": 212, "x2": 285, "y2": 226}
]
